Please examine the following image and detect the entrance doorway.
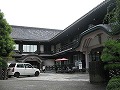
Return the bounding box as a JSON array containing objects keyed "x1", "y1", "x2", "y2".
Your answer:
[
  {"x1": 90, "y1": 47, "x2": 103, "y2": 61},
  {"x1": 22, "y1": 55, "x2": 42, "y2": 69},
  {"x1": 25, "y1": 61, "x2": 40, "y2": 69}
]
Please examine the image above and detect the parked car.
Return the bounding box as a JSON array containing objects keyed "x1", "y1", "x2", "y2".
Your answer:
[{"x1": 7, "y1": 63, "x2": 40, "y2": 78}]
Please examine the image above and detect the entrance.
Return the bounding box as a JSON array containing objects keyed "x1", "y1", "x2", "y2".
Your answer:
[
  {"x1": 90, "y1": 47, "x2": 103, "y2": 61},
  {"x1": 22, "y1": 55, "x2": 42, "y2": 69},
  {"x1": 89, "y1": 47, "x2": 106, "y2": 83},
  {"x1": 25, "y1": 61, "x2": 40, "y2": 69}
]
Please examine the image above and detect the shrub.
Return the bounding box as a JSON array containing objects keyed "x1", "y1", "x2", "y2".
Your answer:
[
  {"x1": 101, "y1": 40, "x2": 120, "y2": 62},
  {"x1": 106, "y1": 76, "x2": 120, "y2": 90},
  {"x1": 101, "y1": 40, "x2": 120, "y2": 71},
  {"x1": 104, "y1": 63, "x2": 120, "y2": 70}
]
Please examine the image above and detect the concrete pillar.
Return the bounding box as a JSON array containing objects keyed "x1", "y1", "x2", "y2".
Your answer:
[
  {"x1": 83, "y1": 50, "x2": 90, "y2": 71},
  {"x1": 85, "y1": 51, "x2": 89, "y2": 69},
  {"x1": 37, "y1": 44, "x2": 40, "y2": 54},
  {"x1": 19, "y1": 43, "x2": 23, "y2": 54}
]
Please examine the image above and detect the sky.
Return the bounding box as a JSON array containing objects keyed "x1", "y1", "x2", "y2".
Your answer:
[{"x1": 0, "y1": 0, "x2": 105, "y2": 30}]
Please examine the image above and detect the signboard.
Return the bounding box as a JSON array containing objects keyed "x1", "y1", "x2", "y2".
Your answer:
[{"x1": 78, "y1": 62, "x2": 82, "y2": 69}]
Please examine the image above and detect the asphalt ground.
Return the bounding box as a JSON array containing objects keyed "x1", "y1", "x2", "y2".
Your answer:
[{"x1": 0, "y1": 73, "x2": 107, "y2": 90}]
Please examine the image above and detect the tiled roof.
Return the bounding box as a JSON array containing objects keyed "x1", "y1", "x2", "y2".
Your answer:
[{"x1": 10, "y1": 25, "x2": 62, "y2": 41}]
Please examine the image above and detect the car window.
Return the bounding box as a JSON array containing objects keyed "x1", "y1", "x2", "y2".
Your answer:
[
  {"x1": 9, "y1": 63, "x2": 16, "y2": 67},
  {"x1": 17, "y1": 64, "x2": 24, "y2": 68},
  {"x1": 24, "y1": 64, "x2": 33, "y2": 68}
]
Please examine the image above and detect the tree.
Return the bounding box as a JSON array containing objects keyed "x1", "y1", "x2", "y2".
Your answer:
[
  {"x1": 0, "y1": 11, "x2": 15, "y2": 79},
  {"x1": 101, "y1": 40, "x2": 120, "y2": 80},
  {"x1": 102, "y1": 0, "x2": 120, "y2": 72},
  {"x1": 103, "y1": 0, "x2": 120, "y2": 35},
  {"x1": 102, "y1": 0, "x2": 120, "y2": 89},
  {"x1": 101, "y1": 40, "x2": 120, "y2": 63},
  {"x1": 101, "y1": 40, "x2": 120, "y2": 62}
]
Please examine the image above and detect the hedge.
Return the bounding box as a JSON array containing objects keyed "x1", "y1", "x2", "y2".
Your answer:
[{"x1": 106, "y1": 76, "x2": 120, "y2": 90}]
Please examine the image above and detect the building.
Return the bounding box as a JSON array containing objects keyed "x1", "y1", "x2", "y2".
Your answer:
[
  {"x1": 11, "y1": 26, "x2": 62, "y2": 69},
  {"x1": 10, "y1": 0, "x2": 118, "y2": 71}
]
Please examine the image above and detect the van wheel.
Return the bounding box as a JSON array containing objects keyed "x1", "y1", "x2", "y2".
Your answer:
[
  {"x1": 14, "y1": 72, "x2": 20, "y2": 78},
  {"x1": 8, "y1": 75, "x2": 11, "y2": 78},
  {"x1": 35, "y1": 71, "x2": 39, "y2": 76}
]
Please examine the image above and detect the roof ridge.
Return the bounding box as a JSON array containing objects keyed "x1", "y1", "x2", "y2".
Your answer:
[{"x1": 11, "y1": 25, "x2": 63, "y2": 31}]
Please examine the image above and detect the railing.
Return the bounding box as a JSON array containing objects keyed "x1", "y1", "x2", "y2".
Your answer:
[
  {"x1": 13, "y1": 40, "x2": 79, "y2": 56},
  {"x1": 39, "y1": 51, "x2": 54, "y2": 54},
  {"x1": 54, "y1": 40, "x2": 79, "y2": 53},
  {"x1": 37, "y1": 40, "x2": 79, "y2": 55}
]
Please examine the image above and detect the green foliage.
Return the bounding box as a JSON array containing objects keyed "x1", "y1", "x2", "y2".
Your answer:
[
  {"x1": 104, "y1": 63, "x2": 120, "y2": 70},
  {"x1": 106, "y1": 76, "x2": 120, "y2": 90},
  {"x1": 0, "y1": 57, "x2": 8, "y2": 68},
  {"x1": 0, "y1": 57, "x2": 2, "y2": 66},
  {"x1": 0, "y1": 11, "x2": 15, "y2": 57},
  {"x1": 101, "y1": 39, "x2": 120, "y2": 71},
  {"x1": 0, "y1": 11, "x2": 15, "y2": 68},
  {"x1": 103, "y1": 0, "x2": 120, "y2": 35},
  {"x1": 101, "y1": 40, "x2": 120, "y2": 62},
  {"x1": 101, "y1": 53, "x2": 116, "y2": 62}
]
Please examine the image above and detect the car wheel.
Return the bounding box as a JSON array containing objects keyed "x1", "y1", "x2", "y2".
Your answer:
[
  {"x1": 27, "y1": 75, "x2": 31, "y2": 77},
  {"x1": 8, "y1": 75, "x2": 11, "y2": 78},
  {"x1": 14, "y1": 72, "x2": 20, "y2": 78},
  {"x1": 35, "y1": 71, "x2": 39, "y2": 76}
]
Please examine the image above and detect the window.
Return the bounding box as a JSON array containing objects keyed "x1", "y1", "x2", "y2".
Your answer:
[
  {"x1": 51, "y1": 45, "x2": 54, "y2": 52},
  {"x1": 14, "y1": 44, "x2": 19, "y2": 50},
  {"x1": 23, "y1": 45, "x2": 37, "y2": 52},
  {"x1": 40, "y1": 45, "x2": 44, "y2": 53},
  {"x1": 56, "y1": 43, "x2": 61, "y2": 52},
  {"x1": 73, "y1": 55, "x2": 78, "y2": 61},
  {"x1": 44, "y1": 45, "x2": 51, "y2": 53},
  {"x1": 17, "y1": 64, "x2": 24, "y2": 68},
  {"x1": 90, "y1": 51, "x2": 101, "y2": 61},
  {"x1": 9, "y1": 63, "x2": 16, "y2": 67},
  {"x1": 24, "y1": 64, "x2": 33, "y2": 68}
]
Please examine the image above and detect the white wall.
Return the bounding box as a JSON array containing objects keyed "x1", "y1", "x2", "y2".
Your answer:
[{"x1": 44, "y1": 59, "x2": 54, "y2": 66}]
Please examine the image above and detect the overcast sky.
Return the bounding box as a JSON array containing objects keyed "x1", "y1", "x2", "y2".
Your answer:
[{"x1": 0, "y1": 0, "x2": 105, "y2": 30}]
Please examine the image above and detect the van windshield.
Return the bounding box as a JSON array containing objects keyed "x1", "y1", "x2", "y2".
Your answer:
[{"x1": 9, "y1": 63, "x2": 16, "y2": 67}]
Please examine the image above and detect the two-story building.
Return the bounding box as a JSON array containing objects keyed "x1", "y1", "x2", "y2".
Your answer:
[{"x1": 10, "y1": 0, "x2": 118, "y2": 71}]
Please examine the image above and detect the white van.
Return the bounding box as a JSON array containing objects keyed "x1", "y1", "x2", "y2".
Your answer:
[{"x1": 8, "y1": 63, "x2": 40, "y2": 78}]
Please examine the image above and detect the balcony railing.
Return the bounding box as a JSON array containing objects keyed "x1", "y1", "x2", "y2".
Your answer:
[
  {"x1": 39, "y1": 51, "x2": 54, "y2": 54},
  {"x1": 54, "y1": 40, "x2": 79, "y2": 53},
  {"x1": 13, "y1": 40, "x2": 79, "y2": 56},
  {"x1": 38, "y1": 40, "x2": 79, "y2": 55}
]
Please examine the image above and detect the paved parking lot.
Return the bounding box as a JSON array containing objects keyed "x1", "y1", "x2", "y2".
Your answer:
[
  {"x1": 8, "y1": 73, "x2": 89, "y2": 81},
  {"x1": 0, "y1": 73, "x2": 107, "y2": 90}
]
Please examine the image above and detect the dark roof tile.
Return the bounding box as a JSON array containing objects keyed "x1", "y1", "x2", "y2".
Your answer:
[{"x1": 10, "y1": 25, "x2": 62, "y2": 41}]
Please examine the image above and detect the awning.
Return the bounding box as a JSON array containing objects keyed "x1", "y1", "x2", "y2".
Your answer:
[{"x1": 55, "y1": 58, "x2": 68, "y2": 61}]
